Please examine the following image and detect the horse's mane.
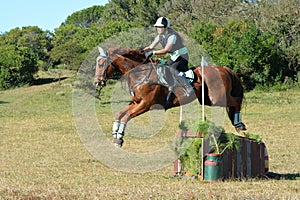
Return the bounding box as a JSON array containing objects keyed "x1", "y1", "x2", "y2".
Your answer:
[
  {"x1": 109, "y1": 47, "x2": 146, "y2": 63},
  {"x1": 124, "y1": 49, "x2": 146, "y2": 62}
]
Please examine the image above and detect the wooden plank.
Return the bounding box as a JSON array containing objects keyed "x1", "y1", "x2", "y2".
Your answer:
[
  {"x1": 201, "y1": 138, "x2": 210, "y2": 178},
  {"x1": 236, "y1": 138, "x2": 242, "y2": 178},
  {"x1": 232, "y1": 150, "x2": 237, "y2": 178},
  {"x1": 246, "y1": 140, "x2": 252, "y2": 178},
  {"x1": 242, "y1": 138, "x2": 247, "y2": 178},
  {"x1": 259, "y1": 143, "x2": 265, "y2": 176},
  {"x1": 222, "y1": 151, "x2": 229, "y2": 179},
  {"x1": 251, "y1": 141, "x2": 260, "y2": 177},
  {"x1": 227, "y1": 151, "x2": 233, "y2": 178}
]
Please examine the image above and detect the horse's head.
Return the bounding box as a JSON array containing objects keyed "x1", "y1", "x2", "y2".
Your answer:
[
  {"x1": 94, "y1": 46, "x2": 151, "y2": 87},
  {"x1": 94, "y1": 47, "x2": 115, "y2": 87}
]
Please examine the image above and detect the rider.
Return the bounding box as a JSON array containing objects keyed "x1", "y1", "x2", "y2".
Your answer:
[
  {"x1": 143, "y1": 17, "x2": 189, "y2": 73},
  {"x1": 143, "y1": 17, "x2": 193, "y2": 108}
]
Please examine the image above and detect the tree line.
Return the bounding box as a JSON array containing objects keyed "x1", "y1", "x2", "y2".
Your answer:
[{"x1": 0, "y1": 0, "x2": 299, "y2": 90}]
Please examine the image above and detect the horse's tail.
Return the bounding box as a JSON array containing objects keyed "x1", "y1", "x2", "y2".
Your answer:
[{"x1": 224, "y1": 67, "x2": 244, "y2": 99}]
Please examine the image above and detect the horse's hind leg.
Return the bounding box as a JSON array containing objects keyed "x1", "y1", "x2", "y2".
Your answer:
[{"x1": 227, "y1": 106, "x2": 246, "y2": 131}]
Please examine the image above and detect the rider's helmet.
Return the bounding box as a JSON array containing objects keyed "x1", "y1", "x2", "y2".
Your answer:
[{"x1": 154, "y1": 17, "x2": 171, "y2": 28}]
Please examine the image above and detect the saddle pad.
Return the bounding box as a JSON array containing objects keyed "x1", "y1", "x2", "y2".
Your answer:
[
  {"x1": 156, "y1": 64, "x2": 194, "y2": 86},
  {"x1": 156, "y1": 64, "x2": 173, "y2": 87},
  {"x1": 179, "y1": 69, "x2": 194, "y2": 84}
]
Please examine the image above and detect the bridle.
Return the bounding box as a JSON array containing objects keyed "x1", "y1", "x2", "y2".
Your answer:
[
  {"x1": 94, "y1": 50, "x2": 115, "y2": 87},
  {"x1": 94, "y1": 47, "x2": 151, "y2": 87}
]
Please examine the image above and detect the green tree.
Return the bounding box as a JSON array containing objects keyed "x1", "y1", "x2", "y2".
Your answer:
[
  {"x1": 0, "y1": 45, "x2": 38, "y2": 89},
  {"x1": 0, "y1": 26, "x2": 53, "y2": 69},
  {"x1": 0, "y1": 26, "x2": 51, "y2": 89},
  {"x1": 64, "y1": 5, "x2": 105, "y2": 28},
  {"x1": 50, "y1": 24, "x2": 85, "y2": 69},
  {"x1": 189, "y1": 20, "x2": 284, "y2": 90},
  {"x1": 243, "y1": 0, "x2": 299, "y2": 81},
  {"x1": 101, "y1": 0, "x2": 167, "y2": 25},
  {"x1": 50, "y1": 21, "x2": 138, "y2": 70}
]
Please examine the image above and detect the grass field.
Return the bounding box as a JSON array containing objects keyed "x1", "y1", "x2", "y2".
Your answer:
[{"x1": 0, "y1": 71, "x2": 299, "y2": 199}]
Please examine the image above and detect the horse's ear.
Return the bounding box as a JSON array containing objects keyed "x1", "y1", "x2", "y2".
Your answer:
[{"x1": 98, "y1": 46, "x2": 108, "y2": 57}]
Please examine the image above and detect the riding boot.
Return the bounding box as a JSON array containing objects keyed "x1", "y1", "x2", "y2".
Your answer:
[
  {"x1": 165, "y1": 92, "x2": 175, "y2": 110},
  {"x1": 182, "y1": 82, "x2": 194, "y2": 97},
  {"x1": 177, "y1": 73, "x2": 193, "y2": 97}
]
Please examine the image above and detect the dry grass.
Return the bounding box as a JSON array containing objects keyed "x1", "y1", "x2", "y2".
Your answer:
[{"x1": 0, "y1": 72, "x2": 299, "y2": 199}]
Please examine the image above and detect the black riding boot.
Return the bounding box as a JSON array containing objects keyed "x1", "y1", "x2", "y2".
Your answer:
[
  {"x1": 182, "y1": 82, "x2": 194, "y2": 97},
  {"x1": 165, "y1": 92, "x2": 175, "y2": 110}
]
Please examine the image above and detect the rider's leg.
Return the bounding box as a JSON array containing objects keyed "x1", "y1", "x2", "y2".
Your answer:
[{"x1": 169, "y1": 58, "x2": 193, "y2": 97}]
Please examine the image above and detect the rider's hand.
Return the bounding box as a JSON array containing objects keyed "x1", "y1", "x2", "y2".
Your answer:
[
  {"x1": 139, "y1": 47, "x2": 145, "y2": 52},
  {"x1": 145, "y1": 51, "x2": 154, "y2": 59}
]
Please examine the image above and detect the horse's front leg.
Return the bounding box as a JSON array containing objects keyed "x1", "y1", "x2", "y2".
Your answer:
[
  {"x1": 113, "y1": 101, "x2": 151, "y2": 148},
  {"x1": 111, "y1": 103, "x2": 133, "y2": 147}
]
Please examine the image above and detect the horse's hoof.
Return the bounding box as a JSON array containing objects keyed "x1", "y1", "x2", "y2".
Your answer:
[
  {"x1": 235, "y1": 122, "x2": 247, "y2": 132},
  {"x1": 114, "y1": 138, "x2": 124, "y2": 148},
  {"x1": 114, "y1": 143, "x2": 122, "y2": 148}
]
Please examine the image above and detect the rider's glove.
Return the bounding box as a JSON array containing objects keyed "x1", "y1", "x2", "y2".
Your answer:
[
  {"x1": 145, "y1": 51, "x2": 155, "y2": 59},
  {"x1": 139, "y1": 47, "x2": 145, "y2": 52}
]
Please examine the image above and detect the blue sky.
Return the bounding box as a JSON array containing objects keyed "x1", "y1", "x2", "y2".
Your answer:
[{"x1": 0, "y1": 0, "x2": 109, "y2": 33}]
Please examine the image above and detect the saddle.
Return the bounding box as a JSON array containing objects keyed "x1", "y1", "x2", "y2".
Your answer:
[{"x1": 156, "y1": 64, "x2": 194, "y2": 97}]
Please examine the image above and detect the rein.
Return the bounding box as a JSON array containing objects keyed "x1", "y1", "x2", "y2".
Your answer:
[
  {"x1": 127, "y1": 62, "x2": 158, "y2": 92},
  {"x1": 95, "y1": 53, "x2": 116, "y2": 82}
]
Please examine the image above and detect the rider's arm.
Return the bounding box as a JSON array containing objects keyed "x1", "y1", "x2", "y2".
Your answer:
[
  {"x1": 153, "y1": 34, "x2": 176, "y2": 55},
  {"x1": 154, "y1": 43, "x2": 173, "y2": 55}
]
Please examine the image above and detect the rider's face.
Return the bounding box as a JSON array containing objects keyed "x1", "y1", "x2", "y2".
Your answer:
[{"x1": 156, "y1": 26, "x2": 166, "y2": 35}]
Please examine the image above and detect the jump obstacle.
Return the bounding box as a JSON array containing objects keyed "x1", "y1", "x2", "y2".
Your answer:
[
  {"x1": 173, "y1": 131, "x2": 269, "y2": 180},
  {"x1": 172, "y1": 58, "x2": 267, "y2": 180}
]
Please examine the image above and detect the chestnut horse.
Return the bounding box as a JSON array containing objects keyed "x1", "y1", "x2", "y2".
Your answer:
[{"x1": 94, "y1": 47, "x2": 246, "y2": 147}]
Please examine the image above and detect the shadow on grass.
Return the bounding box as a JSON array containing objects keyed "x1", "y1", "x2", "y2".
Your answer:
[
  {"x1": 33, "y1": 77, "x2": 68, "y2": 86},
  {"x1": 266, "y1": 172, "x2": 300, "y2": 180},
  {"x1": 97, "y1": 100, "x2": 132, "y2": 105},
  {"x1": 0, "y1": 100, "x2": 9, "y2": 104}
]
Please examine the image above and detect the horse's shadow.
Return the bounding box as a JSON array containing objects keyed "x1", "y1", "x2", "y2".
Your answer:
[
  {"x1": 33, "y1": 77, "x2": 68, "y2": 86},
  {"x1": 266, "y1": 172, "x2": 300, "y2": 180},
  {"x1": 97, "y1": 100, "x2": 132, "y2": 105}
]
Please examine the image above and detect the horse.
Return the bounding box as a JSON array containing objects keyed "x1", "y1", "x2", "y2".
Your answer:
[{"x1": 94, "y1": 47, "x2": 246, "y2": 147}]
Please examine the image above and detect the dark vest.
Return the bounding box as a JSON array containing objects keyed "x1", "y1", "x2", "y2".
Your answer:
[{"x1": 159, "y1": 29, "x2": 184, "y2": 53}]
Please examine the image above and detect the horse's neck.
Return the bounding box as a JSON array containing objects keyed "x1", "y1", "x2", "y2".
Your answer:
[
  {"x1": 111, "y1": 48, "x2": 144, "y2": 60},
  {"x1": 125, "y1": 50, "x2": 145, "y2": 63},
  {"x1": 113, "y1": 56, "x2": 140, "y2": 75},
  {"x1": 126, "y1": 64, "x2": 157, "y2": 90},
  {"x1": 108, "y1": 48, "x2": 148, "y2": 76}
]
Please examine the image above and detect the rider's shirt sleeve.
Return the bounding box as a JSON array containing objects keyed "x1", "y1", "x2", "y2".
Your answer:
[
  {"x1": 149, "y1": 35, "x2": 160, "y2": 49},
  {"x1": 167, "y1": 34, "x2": 177, "y2": 45}
]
